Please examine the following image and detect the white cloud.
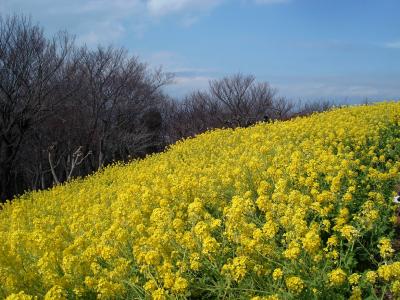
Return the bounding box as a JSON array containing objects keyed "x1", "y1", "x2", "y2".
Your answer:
[
  {"x1": 144, "y1": 50, "x2": 218, "y2": 76},
  {"x1": 1, "y1": 0, "x2": 293, "y2": 46},
  {"x1": 181, "y1": 15, "x2": 200, "y2": 27},
  {"x1": 385, "y1": 41, "x2": 400, "y2": 49},
  {"x1": 271, "y1": 75, "x2": 400, "y2": 102},
  {"x1": 1, "y1": 0, "x2": 226, "y2": 45},
  {"x1": 254, "y1": 0, "x2": 290, "y2": 4},
  {"x1": 165, "y1": 73, "x2": 400, "y2": 101},
  {"x1": 147, "y1": 0, "x2": 223, "y2": 16},
  {"x1": 146, "y1": 51, "x2": 182, "y2": 69},
  {"x1": 1, "y1": 0, "x2": 146, "y2": 45},
  {"x1": 167, "y1": 76, "x2": 213, "y2": 97},
  {"x1": 174, "y1": 75, "x2": 213, "y2": 86},
  {"x1": 76, "y1": 21, "x2": 126, "y2": 46},
  {"x1": 142, "y1": 50, "x2": 219, "y2": 97}
]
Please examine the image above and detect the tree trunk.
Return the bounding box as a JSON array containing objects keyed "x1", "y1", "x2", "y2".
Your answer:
[
  {"x1": 98, "y1": 139, "x2": 104, "y2": 170},
  {"x1": 48, "y1": 151, "x2": 60, "y2": 185},
  {"x1": 0, "y1": 165, "x2": 12, "y2": 202},
  {"x1": 0, "y1": 140, "x2": 13, "y2": 202}
]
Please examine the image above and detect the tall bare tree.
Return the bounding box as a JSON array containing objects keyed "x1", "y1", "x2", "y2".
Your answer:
[
  {"x1": 164, "y1": 73, "x2": 278, "y2": 142},
  {"x1": 0, "y1": 15, "x2": 74, "y2": 201},
  {"x1": 209, "y1": 73, "x2": 276, "y2": 127},
  {"x1": 75, "y1": 46, "x2": 172, "y2": 169}
]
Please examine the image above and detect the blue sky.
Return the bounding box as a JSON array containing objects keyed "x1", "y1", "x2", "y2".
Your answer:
[{"x1": 1, "y1": 0, "x2": 400, "y2": 102}]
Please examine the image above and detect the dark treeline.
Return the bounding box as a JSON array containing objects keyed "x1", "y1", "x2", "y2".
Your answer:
[{"x1": 0, "y1": 15, "x2": 334, "y2": 202}]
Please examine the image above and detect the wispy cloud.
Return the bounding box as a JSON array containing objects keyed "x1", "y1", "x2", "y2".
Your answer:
[
  {"x1": 142, "y1": 50, "x2": 219, "y2": 97},
  {"x1": 181, "y1": 15, "x2": 201, "y2": 27},
  {"x1": 1, "y1": 0, "x2": 224, "y2": 44},
  {"x1": 1, "y1": 0, "x2": 146, "y2": 45},
  {"x1": 76, "y1": 21, "x2": 126, "y2": 46},
  {"x1": 270, "y1": 75, "x2": 400, "y2": 102},
  {"x1": 167, "y1": 74, "x2": 400, "y2": 102},
  {"x1": 384, "y1": 41, "x2": 400, "y2": 49},
  {"x1": 147, "y1": 0, "x2": 223, "y2": 16},
  {"x1": 167, "y1": 75, "x2": 213, "y2": 97},
  {"x1": 294, "y1": 40, "x2": 355, "y2": 50},
  {"x1": 1, "y1": 0, "x2": 294, "y2": 46},
  {"x1": 144, "y1": 50, "x2": 218, "y2": 76},
  {"x1": 254, "y1": 0, "x2": 291, "y2": 4}
]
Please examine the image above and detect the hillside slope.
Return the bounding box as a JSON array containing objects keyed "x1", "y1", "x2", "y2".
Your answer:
[{"x1": 1, "y1": 102, "x2": 400, "y2": 299}]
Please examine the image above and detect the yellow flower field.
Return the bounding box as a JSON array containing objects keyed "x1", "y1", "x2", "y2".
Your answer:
[{"x1": 1, "y1": 102, "x2": 400, "y2": 299}]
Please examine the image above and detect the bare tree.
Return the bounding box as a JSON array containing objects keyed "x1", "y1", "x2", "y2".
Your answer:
[
  {"x1": 294, "y1": 99, "x2": 335, "y2": 117},
  {"x1": 164, "y1": 73, "x2": 278, "y2": 142},
  {"x1": 209, "y1": 73, "x2": 276, "y2": 127},
  {"x1": 269, "y1": 97, "x2": 295, "y2": 120},
  {"x1": 75, "y1": 46, "x2": 172, "y2": 169},
  {"x1": 0, "y1": 15, "x2": 173, "y2": 201},
  {"x1": 0, "y1": 15, "x2": 74, "y2": 201}
]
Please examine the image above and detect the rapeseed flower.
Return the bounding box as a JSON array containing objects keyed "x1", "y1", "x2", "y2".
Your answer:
[
  {"x1": 272, "y1": 268, "x2": 283, "y2": 281},
  {"x1": 328, "y1": 268, "x2": 347, "y2": 286},
  {"x1": 285, "y1": 276, "x2": 304, "y2": 294},
  {"x1": 1, "y1": 102, "x2": 400, "y2": 298}
]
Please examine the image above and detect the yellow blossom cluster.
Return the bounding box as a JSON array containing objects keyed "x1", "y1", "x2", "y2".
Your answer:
[
  {"x1": 328, "y1": 268, "x2": 347, "y2": 286},
  {"x1": 1, "y1": 102, "x2": 400, "y2": 299}
]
